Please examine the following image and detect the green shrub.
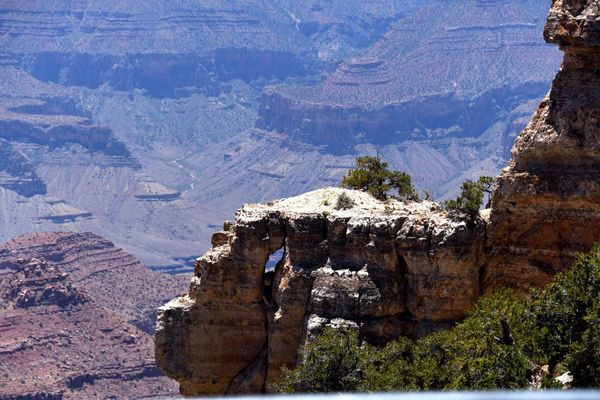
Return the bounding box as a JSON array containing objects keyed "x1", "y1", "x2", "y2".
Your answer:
[
  {"x1": 445, "y1": 176, "x2": 494, "y2": 219},
  {"x1": 335, "y1": 192, "x2": 355, "y2": 210},
  {"x1": 278, "y1": 245, "x2": 600, "y2": 392},
  {"x1": 530, "y1": 243, "x2": 600, "y2": 386},
  {"x1": 276, "y1": 327, "x2": 364, "y2": 393},
  {"x1": 279, "y1": 290, "x2": 532, "y2": 392},
  {"x1": 341, "y1": 156, "x2": 418, "y2": 201}
]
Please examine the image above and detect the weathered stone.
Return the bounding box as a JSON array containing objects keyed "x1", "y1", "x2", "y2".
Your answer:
[
  {"x1": 155, "y1": 188, "x2": 485, "y2": 394},
  {"x1": 156, "y1": 3, "x2": 600, "y2": 395},
  {"x1": 484, "y1": 1, "x2": 600, "y2": 293},
  {"x1": 545, "y1": 0, "x2": 600, "y2": 47},
  {"x1": 0, "y1": 232, "x2": 185, "y2": 399}
]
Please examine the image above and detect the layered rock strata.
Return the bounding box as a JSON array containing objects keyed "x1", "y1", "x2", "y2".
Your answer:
[
  {"x1": 156, "y1": 188, "x2": 485, "y2": 395},
  {"x1": 0, "y1": 138, "x2": 46, "y2": 197},
  {"x1": 156, "y1": 1, "x2": 600, "y2": 396},
  {"x1": 0, "y1": 232, "x2": 189, "y2": 333},
  {"x1": 484, "y1": 0, "x2": 600, "y2": 292},
  {"x1": 0, "y1": 252, "x2": 183, "y2": 399}
]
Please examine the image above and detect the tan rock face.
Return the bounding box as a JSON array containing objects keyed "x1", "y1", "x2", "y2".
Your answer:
[
  {"x1": 484, "y1": 0, "x2": 600, "y2": 292},
  {"x1": 155, "y1": 188, "x2": 485, "y2": 395}
]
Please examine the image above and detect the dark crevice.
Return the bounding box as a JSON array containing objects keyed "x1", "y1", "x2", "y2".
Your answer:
[
  {"x1": 225, "y1": 339, "x2": 269, "y2": 394},
  {"x1": 263, "y1": 246, "x2": 284, "y2": 310},
  {"x1": 262, "y1": 230, "x2": 287, "y2": 391}
]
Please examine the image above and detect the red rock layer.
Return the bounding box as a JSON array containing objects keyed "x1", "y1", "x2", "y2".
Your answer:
[{"x1": 0, "y1": 232, "x2": 188, "y2": 399}]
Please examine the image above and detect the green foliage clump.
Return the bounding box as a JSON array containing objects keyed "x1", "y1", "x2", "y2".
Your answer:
[
  {"x1": 445, "y1": 176, "x2": 494, "y2": 219},
  {"x1": 279, "y1": 290, "x2": 532, "y2": 393},
  {"x1": 277, "y1": 245, "x2": 600, "y2": 392},
  {"x1": 341, "y1": 156, "x2": 418, "y2": 201},
  {"x1": 335, "y1": 192, "x2": 355, "y2": 210},
  {"x1": 530, "y1": 243, "x2": 600, "y2": 387},
  {"x1": 276, "y1": 327, "x2": 363, "y2": 393}
]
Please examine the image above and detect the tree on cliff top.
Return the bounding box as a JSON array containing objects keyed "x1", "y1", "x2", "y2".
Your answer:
[
  {"x1": 341, "y1": 156, "x2": 418, "y2": 201},
  {"x1": 445, "y1": 176, "x2": 494, "y2": 219}
]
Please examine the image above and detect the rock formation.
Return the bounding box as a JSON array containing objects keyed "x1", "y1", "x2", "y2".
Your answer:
[
  {"x1": 156, "y1": 188, "x2": 485, "y2": 395},
  {"x1": 0, "y1": 259, "x2": 173, "y2": 399},
  {"x1": 257, "y1": 1, "x2": 560, "y2": 154},
  {"x1": 0, "y1": 232, "x2": 189, "y2": 333},
  {"x1": 156, "y1": 1, "x2": 600, "y2": 396},
  {"x1": 0, "y1": 232, "x2": 189, "y2": 399},
  {"x1": 0, "y1": 138, "x2": 46, "y2": 197},
  {"x1": 484, "y1": 0, "x2": 600, "y2": 293}
]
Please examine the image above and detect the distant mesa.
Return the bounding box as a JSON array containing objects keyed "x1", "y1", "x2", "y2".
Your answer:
[
  {"x1": 256, "y1": 1, "x2": 561, "y2": 153},
  {"x1": 133, "y1": 175, "x2": 181, "y2": 202},
  {"x1": 0, "y1": 231, "x2": 188, "y2": 399},
  {"x1": 37, "y1": 198, "x2": 93, "y2": 223},
  {"x1": 0, "y1": 101, "x2": 139, "y2": 166}
]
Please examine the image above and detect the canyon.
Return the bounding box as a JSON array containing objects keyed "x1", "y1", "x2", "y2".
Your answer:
[
  {"x1": 0, "y1": 231, "x2": 188, "y2": 399},
  {"x1": 0, "y1": 1, "x2": 561, "y2": 272},
  {"x1": 156, "y1": 0, "x2": 600, "y2": 395}
]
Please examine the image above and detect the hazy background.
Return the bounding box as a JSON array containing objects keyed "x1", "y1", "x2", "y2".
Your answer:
[{"x1": 0, "y1": 0, "x2": 561, "y2": 271}]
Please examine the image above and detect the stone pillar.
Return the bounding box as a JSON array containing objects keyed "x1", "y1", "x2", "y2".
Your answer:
[{"x1": 485, "y1": 0, "x2": 600, "y2": 293}]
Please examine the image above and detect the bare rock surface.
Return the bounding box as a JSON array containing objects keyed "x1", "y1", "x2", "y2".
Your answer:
[
  {"x1": 156, "y1": 2, "x2": 600, "y2": 395},
  {"x1": 0, "y1": 232, "x2": 189, "y2": 333},
  {"x1": 0, "y1": 232, "x2": 188, "y2": 399},
  {"x1": 156, "y1": 188, "x2": 485, "y2": 395},
  {"x1": 484, "y1": 0, "x2": 600, "y2": 293}
]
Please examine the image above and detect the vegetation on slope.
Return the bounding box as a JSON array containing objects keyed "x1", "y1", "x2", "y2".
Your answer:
[{"x1": 277, "y1": 244, "x2": 600, "y2": 392}]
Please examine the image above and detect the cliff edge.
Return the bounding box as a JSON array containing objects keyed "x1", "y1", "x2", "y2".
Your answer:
[
  {"x1": 156, "y1": 0, "x2": 600, "y2": 395},
  {"x1": 156, "y1": 188, "x2": 484, "y2": 394}
]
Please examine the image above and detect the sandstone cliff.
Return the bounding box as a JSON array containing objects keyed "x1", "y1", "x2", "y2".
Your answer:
[
  {"x1": 484, "y1": 0, "x2": 600, "y2": 293},
  {"x1": 156, "y1": 0, "x2": 600, "y2": 395},
  {"x1": 156, "y1": 188, "x2": 485, "y2": 394}
]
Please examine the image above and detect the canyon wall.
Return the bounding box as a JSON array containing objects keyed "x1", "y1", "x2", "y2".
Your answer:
[
  {"x1": 0, "y1": 231, "x2": 189, "y2": 399},
  {"x1": 156, "y1": 1, "x2": 600, "y2": 396},
  {"x1": 257, "y1": 1, "x2": 559, "y2": 153},
  {"x1": 0, "y1": 1, "x2": 562, "y2": 275},
  {"x1": 484, "y1": 0, "x2": 600, "y2": 292}
]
